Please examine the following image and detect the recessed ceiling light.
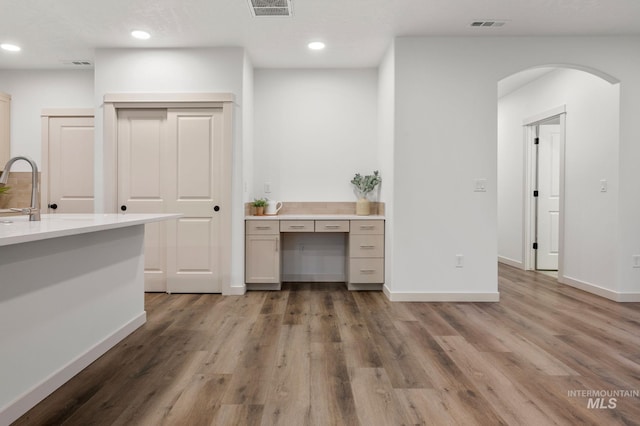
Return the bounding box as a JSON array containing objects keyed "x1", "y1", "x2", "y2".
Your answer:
[
  {"x1": 1, "y1": 43, "x2": 21, "y2": 52},
  {"x1": 308, "y1": 41, "x2": 325, "y2": 51},
  {"x1": 131, "y1": 30, "x2": 151, "y2": 40}
]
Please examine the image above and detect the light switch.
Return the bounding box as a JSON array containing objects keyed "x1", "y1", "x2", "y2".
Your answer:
[
  {"x1": 474, "y1": 178, "x2": 487, "y2": 192},
  {"x1": 264, "y1": 182, "x2": 272, "y2": 193},
  {"x1": 455, "y1": 254, "x2": 464, "y2": 268},
  {"x1": 633, "y1": 255, "x2": 640, "y2": 268},
  {"x1": 600, "y1": 179, "x2": 607, "y2": 192}
]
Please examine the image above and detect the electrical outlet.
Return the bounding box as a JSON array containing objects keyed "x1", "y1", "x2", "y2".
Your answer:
[
  {"x1": 633, "y1": 255, "x2": 640, "y2": 268},
  {"x1": 455, "y1": 254, "x2": 464, "y2": 268},
  {"x1": 474, "y1": 178, "x2": 487, "y2": 192},
  {"x1": 600, "y1": 179, "x2": 608, "y2": 192}
]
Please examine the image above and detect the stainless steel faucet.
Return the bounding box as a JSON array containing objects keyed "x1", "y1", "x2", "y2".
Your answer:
[{"x1": 0, "y1": 156, "x2": 41, "y2": 221}]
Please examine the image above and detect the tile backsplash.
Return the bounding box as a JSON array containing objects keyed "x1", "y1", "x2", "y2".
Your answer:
[{"x1": 0, "y1": 171, "x2": 40, "y2": 213}]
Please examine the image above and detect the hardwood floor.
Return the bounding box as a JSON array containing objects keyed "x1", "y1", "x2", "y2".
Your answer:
[{"x1": 14, "y1": 264, "x2": 640, "y2": 425}]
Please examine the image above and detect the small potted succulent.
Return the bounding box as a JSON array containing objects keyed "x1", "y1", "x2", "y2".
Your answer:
[
  {"x1": 351, "y1": 170, "x2": 381, "y2": 216},
  {"x1": 252, "y1": 198, "x2": 268, "y2": 216}
]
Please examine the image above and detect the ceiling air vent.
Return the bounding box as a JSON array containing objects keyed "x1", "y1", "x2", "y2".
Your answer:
[
  {"x1": 470, "y1": 20, "x2": 507, "y2": 28},
  {"x1": 247, "y1": 0, "x2": 292, "y2": 17},
  {"x1": 61, "y1": 59, "x2": 93, "y2": 66}
]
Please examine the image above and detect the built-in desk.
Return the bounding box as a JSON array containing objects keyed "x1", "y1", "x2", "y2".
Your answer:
[{"x1": 245, "y1": 215, "x2": 385, "y2": 291}]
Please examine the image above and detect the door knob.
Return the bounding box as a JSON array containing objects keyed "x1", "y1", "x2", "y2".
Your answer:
[
  {"x1": 213, "y1": 205, "x2": 220, "y2": 212},
  {"x1": 120, "y1": 205, "x2": 127, "y2": 212},
  {"x1": 48, "y1": 203, "x2": 58, "y2": 210}
]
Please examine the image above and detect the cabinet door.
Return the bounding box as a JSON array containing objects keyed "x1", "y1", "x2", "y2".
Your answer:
[{"x1": 246, "y1": 235, "x2": 280, "y2": 283}]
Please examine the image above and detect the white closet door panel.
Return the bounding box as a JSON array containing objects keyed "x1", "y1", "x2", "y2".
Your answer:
[
  {"x1": 117, "y1": 109, "x2": 168, "y2": 292},
  {"x1": 177, "y1": 116, "x2": 214, "y2": 198},
  {"x1": 48, "y1": 116, "x2": 94, "y2": 213},
  {"x1": 166, "y1": 109, "x2": 223, "y2": 293},
  {"x1": 123, "y1": 114, "x2": 164, "y2": 200}
]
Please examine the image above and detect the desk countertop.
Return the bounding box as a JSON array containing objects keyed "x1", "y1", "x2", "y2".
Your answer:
[{"x1": 245, "y1": 214, "x2": 385, "y2": 221}]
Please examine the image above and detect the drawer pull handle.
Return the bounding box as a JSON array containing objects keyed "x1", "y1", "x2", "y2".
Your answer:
[
  {"x1": 360, "y1": 269, "x2": 376, "y2": 274},
  {"x1": 256, "y1": 226, "x2": 271, "y2": 230},
  {"x1": 325, "y1": 225, "x2": 341, "y2": 229},
  {"x1": 360, "y1": 245, "x2": 375, "y2": 249},
  {"x1": 290, "y1": 225, "x2": 306, "y2": 229},
  {"x1": 360, "y1": 225, "x2": 375, "y2": 230}
]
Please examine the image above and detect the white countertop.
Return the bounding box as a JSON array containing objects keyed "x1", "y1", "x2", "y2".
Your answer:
[
  {"x1": 0, "y1": 213, "x2": 180, "y2": 247},
  {"x1": 245, "y1": 214, "x2": 385, "y2": 220}
]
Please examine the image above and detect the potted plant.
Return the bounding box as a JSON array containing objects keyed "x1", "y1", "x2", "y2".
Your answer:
[
  {"x1": 351, "y1": 170, "x2": 381, "y2": 215},
  {"x1": 252, "y1": 198, "x2": 268, "y2": 216}
]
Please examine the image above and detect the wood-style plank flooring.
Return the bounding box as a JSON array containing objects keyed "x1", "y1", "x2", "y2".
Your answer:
[{"x1": 14, "y1": 264, "x2": 640, "y2": 425}]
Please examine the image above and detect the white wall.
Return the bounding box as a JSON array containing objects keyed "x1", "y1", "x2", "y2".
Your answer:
[
  {"x1": 253, "y1": 69, "x2": 378, "y2": 201},
  {"x1": 391, "y1": 36, "x2": 640, "y2": 301},
  {"x1": 378, "y1": 42, "x2": 395, "y2": 292},
  {"x1": 93, "y1": 47, "x2": 248, "y2": 293},
  {"x1": 0, "y1": 70, "x2": 93, "y2": 170},
  {"x1": 243, "y1": 52, "x2": 254, "y2": 202},
  {"x1": 498, "y1": 68, "x2": 620, "y2": 293}
]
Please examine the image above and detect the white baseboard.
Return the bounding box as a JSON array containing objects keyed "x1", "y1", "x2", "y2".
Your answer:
[
  {"x1": 383, "y1": 289, "x2": 500, "y2": 302},
  {"x1": 0, "y1": 313, "x2": 146, "y2": 426},
  {"x1": 225, "y1": 285, "x2": 247, "y2": 295},
  {"x1": 498, "y1": 256, "x2": 524, "y2": 269},
  {"x1": 561, "y1": 275, "x2": 640, "y2": 302}
]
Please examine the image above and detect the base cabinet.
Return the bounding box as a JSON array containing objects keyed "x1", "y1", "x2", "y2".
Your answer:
[
  {"x1": 245, "y1": 221, "x2": 280, "y2": 284},
  {"x1": 245, "y1": 218, "x2": 384, "y2": 290},
  {"x1": 347, "y1": 220, "x2": 385, "y2": 290}
]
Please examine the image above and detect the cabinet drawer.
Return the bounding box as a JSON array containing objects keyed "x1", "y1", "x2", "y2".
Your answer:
[
  {"x1": 246, "y1": 220, "x2": 280, "y2": 235},
  {"x1": 280, "y1": 220, "x2": 314, "y2": 232},
  {"x1": 349, "y1": 258, "x2": 384, "y2": 283},
  {"x1": 350, "y1": 220, "x2": 384, "y2": 235},
  {"x1": 315, "y1": 220, "x2": 349, "y2": 233},
  {"x1": 350, "y1": 235, "x2": 384, "y2": 258}
]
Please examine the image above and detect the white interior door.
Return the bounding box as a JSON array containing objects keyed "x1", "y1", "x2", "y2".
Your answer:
[
  {"x1": 117, "y1": 109, "x2": 169, "y2": 292},
  {"x1": 166, "y1": 109, "x2": 224, "y2": 293},
  {"x1": 47, "y1": 116, "x2": 95, "y2": 213},
  {"x1": 536, "y1": 123, "x2": 561, "y2": 270}
]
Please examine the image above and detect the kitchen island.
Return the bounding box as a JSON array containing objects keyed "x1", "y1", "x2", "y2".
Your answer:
[{"x1": 0, "y1": 213, "x2": 179, "y2": 425}]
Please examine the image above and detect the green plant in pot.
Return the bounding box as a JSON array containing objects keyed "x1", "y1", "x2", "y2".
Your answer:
[
  {"x1": 252, "y1": 198, "x2": 268, "y2": 216},
  {"x1": 351, "y1": 170, "x2": 381, "y2": 216},
  {"x1": 0, "y1": 186, "x2": 9, "y2": 195}
]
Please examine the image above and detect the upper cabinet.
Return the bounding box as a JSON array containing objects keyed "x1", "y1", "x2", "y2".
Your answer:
[{"x1": 0, "y1": 92, "x2": 10, "y2": 168}]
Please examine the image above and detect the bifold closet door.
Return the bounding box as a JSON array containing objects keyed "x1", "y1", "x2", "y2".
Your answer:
[{"x1": 117, "y1": 109, "x2": 169, "y2": 292}]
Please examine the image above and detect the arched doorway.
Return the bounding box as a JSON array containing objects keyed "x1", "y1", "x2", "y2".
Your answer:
[{"x1": 497, "y1": 66, "x2": 620, "y2": 287}]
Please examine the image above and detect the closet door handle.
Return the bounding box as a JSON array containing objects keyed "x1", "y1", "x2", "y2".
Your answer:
[
  {"x1": 120, "y1": 205, "x2": 127, "y2": 212},
  {"x1": 213, "y1": 205, "x2": 220, "y2": 212},
  {"x1": 48, "y1": 203, "x2": 58, "y2": 210}
]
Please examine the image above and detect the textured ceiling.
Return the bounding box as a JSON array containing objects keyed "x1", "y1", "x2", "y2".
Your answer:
[{"x1": 1, "y1": 0, "x2": 639, "y2": 69}]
